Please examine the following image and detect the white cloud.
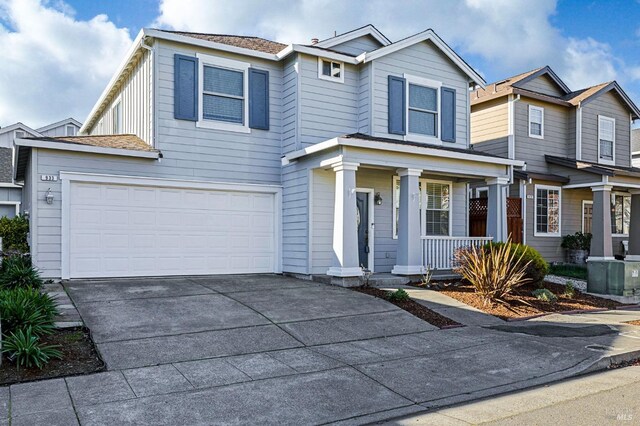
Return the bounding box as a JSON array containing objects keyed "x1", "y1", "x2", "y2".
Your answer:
[
  {"x1": 0, "y1": 0, "x2": 132, "y2": 128},
  {"x1": 155, "y1": 0, "x2": 639, "y2": 93}
]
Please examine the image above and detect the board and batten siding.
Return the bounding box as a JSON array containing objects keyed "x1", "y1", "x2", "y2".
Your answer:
[
  {"x1": 371, "y1": 40, "x2": 471, "y2": 149},
  {"x1": 514, "y1": 99, "x2": 569, "y2": 173},
  {"x1": 330, "y1": 35, "x2": 383, "y2": 56},
  {"x1": 580, "y1": 91, "x2": 631, "y2": 167},
  {"x1": 298, "y1": 54, "x2": 359, "y2": 147},
  {"x1": 154, "y1": 40, "x2": 283, "y2": 185},
  {"x1": 311, "y1": 167, "x2": 467, "y2": 274},
  {"x1": 88, "y1": 49, "x2": 153, "y2": 144},
  {"x1": 518, "y1": 75, "x2": 566, "y2": 98}
]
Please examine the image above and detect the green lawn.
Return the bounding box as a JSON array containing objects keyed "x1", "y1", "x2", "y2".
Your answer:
[{"x1": 548, "y1": 264, "x2": 588, "y2": 280}]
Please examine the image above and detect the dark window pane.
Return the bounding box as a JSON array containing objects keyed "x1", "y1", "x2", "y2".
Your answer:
[
  {"x1": 409, "y1": 84, "x2": 437, "y2": 111},
  {"x1": 408, "y1": 110, "x2": 436, "y2": 136},
  {"x1": 203, "y1": 66, "x2": 243, "y2": 96},
  {"x1": 203, "y1": 94, "x2": 243, "y2": 123}
]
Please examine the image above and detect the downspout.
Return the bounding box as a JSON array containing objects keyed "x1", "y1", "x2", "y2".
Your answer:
[
  {"x1": 140, "y1": 36, "x2": 157, "y2": 150},
  {"x1": 576, "y1": 103, "x2": 582, "y2": 161}
]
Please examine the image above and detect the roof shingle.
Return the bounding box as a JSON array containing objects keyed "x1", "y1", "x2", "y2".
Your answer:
[
  {"x1": 157, "y1": 30, "x2": 287, "y2": 54},
  {"x1": 24, "y1": 134, "x2": 156, "y2": 152}
]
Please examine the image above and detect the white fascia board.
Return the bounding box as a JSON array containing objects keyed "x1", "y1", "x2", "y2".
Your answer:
[
  {"x1": 144, "y1": 29, "x2": 279, "y2": 61},
  {"x1": 315, "y1": 25, "x2": 390, "y2": 49},
  {"x1": 0, "y1": 123, "x2": 42, "y2": 137},
  {"x1": 358, "y1": 29, "x2": 486, "y2": 88},
  {"x1": 80, "y1": 29, "x2": 146, "y2": 134},
  {"x1": 15, "y1": 139, "x2": 159, "y2": 159},
  {"x1": 277, "y1": 45, "x2": 359, "y2": 64},
  {"x1": 283, "y1": 136, "x2": 524, "y2": 167}
]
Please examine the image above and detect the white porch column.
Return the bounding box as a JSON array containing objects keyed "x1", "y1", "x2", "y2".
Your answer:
[
  {"x1": 392, "y1": 168, "x2": 423, "y2": 275},
  {"x1": 626, "y1": 189, "x2": 640, "y2": 261},
  {"x1": 589, "y1": 184, "x2": 614, "y2": 260},
  {"x1": 486, "y1": 177, "x2": 509, "y2": 242},
  {"x1": 327, "y1": 161, "x2": 362, "y2": 277}
]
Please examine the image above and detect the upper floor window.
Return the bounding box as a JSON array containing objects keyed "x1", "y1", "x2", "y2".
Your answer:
[
  {"x1": 405, "y1": 75, "x2": 441, "y2": 142},
  {"x1": 535, "y1": 185, "x2": 561, "y2": 236},
  {"x1": 318, "y1": 58, "x2": 343, "y2": 83},
  {"x1": 65, "y1": 125, "x2": 77, "y2": 136},
  {"x1": 197, "y1": 54, "x2": 249, "y2": 133},
  {"x1": 528, "y1": 105, "x2": 544, "y2": 139},
  {"x1": 598, "y1": 115, "x2": 615, "y2": 165},
  {"x1": 14, "y1": 131, "x2": 26, "y2": 140},
  {"x1": 112, "y1": 101, "x2": 122, "y2": 134}
]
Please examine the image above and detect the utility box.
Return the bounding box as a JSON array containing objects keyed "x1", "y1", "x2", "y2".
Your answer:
[{"x1": 587, "y1": 260, "x2": 640, "y2": 296}]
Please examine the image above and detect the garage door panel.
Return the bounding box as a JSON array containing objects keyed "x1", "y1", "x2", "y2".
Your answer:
[{"x1": 69, "y1": 182, "x2": 277, "y2": 278}]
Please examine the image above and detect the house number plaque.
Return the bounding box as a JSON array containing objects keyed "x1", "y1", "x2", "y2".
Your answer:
[{"x1": 40, "y1": 175, "x2": 58, "y2": 182}]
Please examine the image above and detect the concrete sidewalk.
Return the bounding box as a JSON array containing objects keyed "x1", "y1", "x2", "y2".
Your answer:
[
  {"x1": 3, "y1": 275, "x2": 640, "y2": 425},
  {"x1": 387, "y1": 365, "x2": 640, "y2": 425}
]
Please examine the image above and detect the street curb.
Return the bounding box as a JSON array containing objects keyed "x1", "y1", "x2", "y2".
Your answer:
[{"x1": 505, "y1": 307, "x2": 610, "y2": 322}]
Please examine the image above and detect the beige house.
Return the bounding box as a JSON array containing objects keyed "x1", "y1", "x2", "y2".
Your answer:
[{"x1": 470, "y1": 66, "x2": 640, "y2": 263}]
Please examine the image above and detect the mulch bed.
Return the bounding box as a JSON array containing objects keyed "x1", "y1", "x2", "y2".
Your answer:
[
  {"x1": 609, "y1": 358, "x2": 640, "y2": 369},
  {"x1": 624, "y1": 320, "x2": 640, "y2": 326},
  {"x1": 352, "y1": 286, "x2": 461, "y2": 329},
  {"x1": 415, "y1": 281, "x2": 626, "y2": 321},
  {"x1": 0, "y1": 327, "x2": 105, "y2": 386}
]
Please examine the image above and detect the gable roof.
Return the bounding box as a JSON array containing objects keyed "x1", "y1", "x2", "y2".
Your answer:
[
  {"x1": 0, "y1": 122, "x2": 41, "y2": 137},
  {"x1": 358, "y1": 29, "x2": 485, "y2": 86},
  {"x1": 563, "y1": 81, "x2": 640, "y2": 119},
  {"x1": 35, "y1": 117, "x2": 82, "y2": 133},
  {"x1": 314, "y1": 24, "x2": 391, "y2": 49},
  {"x1": 472, "y1": 65, "x2": 571, "y2": 104},
  {"x1": 154, "y1": 30, "x2": 287, "y2": 54}
]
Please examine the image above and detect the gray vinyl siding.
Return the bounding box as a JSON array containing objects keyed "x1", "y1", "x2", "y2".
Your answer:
[
  {"x1": 567, "y1": 108, "x2": 576, "y2": 159},
  {"x1": 39, "y1": 124, "x2": 80, "y2": 137},
  {"x1": 329, "y1": 35, "x2": 383, "y2": 56},
  {"x1": 371, "y1": 40, "x2": 471, "y2": 149},
  {"x1": 154, "y1": 40, "x2": 283, "y2": 185},
  {"x1": 282, "y1": 56, "x2": 299, "y2": 154},
  {"x1": 282, "y1": 163, "x2": 309, "y2": 274},
  {"x1": 298, "y1": 54, "x2": 359, "y2": 147},
  {"x1": 87, "y1": 49, "x2": 153, "y2": 144},
  {"x1": 311, "y1": 167, "x2": 467, "y2": 274},
  {"x1": 518, "y1": 75, "x2": 565, "y2": 97},
  {"x1": 580, "y1": 91, "x2": 631, "y2": 167},
  {"x1": 514, "y1": 99, "x2": 569, "y2": 173},
  {"x1": 357, "y1": 63, "x2": 372, "y2": 134},
  {"x1": 472, "y1": 138, "x2": 509, "y2": 158},
  {"x1": 524, "y1": 180, "x2": 564, "y2": 263}
]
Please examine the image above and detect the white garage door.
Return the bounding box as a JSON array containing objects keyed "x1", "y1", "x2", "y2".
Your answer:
[{"x1": 68, "y1": 182, "x2": 277, "y2": 278}]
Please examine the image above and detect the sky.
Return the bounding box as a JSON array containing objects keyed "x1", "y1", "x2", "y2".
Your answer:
[{"x1": 1, "y1": 0, "x2": 639, "y2": 128}]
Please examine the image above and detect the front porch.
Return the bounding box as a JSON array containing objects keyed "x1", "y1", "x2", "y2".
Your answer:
[{"x1": 283, "y1": 134, "x2": 522, "y2": 281}]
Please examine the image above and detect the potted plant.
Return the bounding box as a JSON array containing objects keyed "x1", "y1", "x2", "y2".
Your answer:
[{"x1": 561, "y1": 232, "x2": 592, "y2": 265}]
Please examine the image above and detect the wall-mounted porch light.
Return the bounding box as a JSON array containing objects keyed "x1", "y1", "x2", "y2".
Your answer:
[
  {"x1": 375, "y1": 192, "x2": 383, "y2": 205},
  {"x1": 45, "y1": 188, "x2": 54, "y2": 204}
]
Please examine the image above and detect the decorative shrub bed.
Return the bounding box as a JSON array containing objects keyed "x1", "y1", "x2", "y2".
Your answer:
[{"x1": 549, "y1": 264, "x2": 588, "y2": 280}]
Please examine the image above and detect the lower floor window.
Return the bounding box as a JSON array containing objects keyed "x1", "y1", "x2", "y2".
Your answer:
[
  {"x1": 611, "y1": 194, "x2": 631, "y2": 235},
  {"x1": 582, "y1": 201, "x2": 592, "y2": 234},
  {"x1": 535, "y1": 185, "x2": 561, "y2": 235},
  {"x1": 393, "y1": 177, "x2": 451, "y2": 238}
]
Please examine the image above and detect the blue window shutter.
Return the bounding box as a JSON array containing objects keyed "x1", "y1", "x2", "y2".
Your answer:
[
  {"x1": 388, "y1": 75, "x2": 406, "y2": 135},
  {"x1": 249, "y1": 68, "x2": 269, "y2": 130},
  {"x1": 441, "y1": 87, "x2": 456, "y2": 142},
  {"x1": 174, "y1": 54, "x2": 198, "y2": 121}
]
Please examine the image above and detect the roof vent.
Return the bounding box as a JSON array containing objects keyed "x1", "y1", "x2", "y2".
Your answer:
[{"x1": 311, "y1": 37, "x2": 319, "y2": 45}]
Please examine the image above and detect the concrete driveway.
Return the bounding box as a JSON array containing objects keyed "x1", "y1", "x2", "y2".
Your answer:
[{"x1": 5, "y1": 274, "x2": 640, "y2": 425}]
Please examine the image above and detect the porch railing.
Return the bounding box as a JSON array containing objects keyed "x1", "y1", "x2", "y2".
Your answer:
[{"x1": 422, "y1": 236, "x2": 493, "y2": 270}]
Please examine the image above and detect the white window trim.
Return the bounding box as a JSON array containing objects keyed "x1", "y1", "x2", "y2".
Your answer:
[
  {"x1": 611, "y1": 191, "x2": 630, "y2": 237},
  {"x1": 528, "y1": 105, "x2": 544, "y2": 139},
  {"x1": 392, "y1": 176, "x2": 452, "y2": 239},
  {"x1": 317, "y1": 57, "x2": 344, "y2": 83},
  {"x1": 0, "y1": 201, "x2": 20, "y2": 217},
  {"x1": 582, "y1": 200, "x2": 593, "y2": 234},
  {"x1": 475, "y1": 186, "x2": 488, "y2": 198},
  {"x1": 196, "y1": 53, "x2": 251, "y2": 133},
  {"x1": 65, "y1": 125, "x2": 77, "y2": 136},
  {"x1": 404, "y1": 74, "x2": 442, "y2": 145},
  {"x1": 598, "y1": 115, "x2": 616, "y2": 166},
  {"x1": 534, "y1": 184, "x2": 561, "y2": 237}
]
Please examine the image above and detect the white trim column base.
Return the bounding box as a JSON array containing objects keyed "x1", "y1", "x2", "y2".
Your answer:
[
  {"x1": 327, "y1": 267, "x2": 363, "y2": 277},
  {"x1": 587, "y1": 256, "x2": 615, "y2": 262},
  {"x1": 391, "y1": 265, "x2": 424, "y2": 275},
  {"x1": 625, "y1": 255, "x2": 640, "y2": 262}
]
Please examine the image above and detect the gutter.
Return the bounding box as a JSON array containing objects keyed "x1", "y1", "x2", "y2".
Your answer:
[{"x1": 15, "y1": 138, "x2": 161, "y2": 160}]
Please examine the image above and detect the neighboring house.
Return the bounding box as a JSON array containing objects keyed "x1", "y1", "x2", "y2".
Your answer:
[
  {"x1": 632, "y1": 128, "x2": 640, "y2": 167},
  {"x1": 36, "y1": 118, "x2": 82, "y2": 137},
  {"x1": 14, "y1": 24, "x2": 522, "y2": 280},
  {"x1": 470, "y1": 66, "x2": 640, "y2": 263}
]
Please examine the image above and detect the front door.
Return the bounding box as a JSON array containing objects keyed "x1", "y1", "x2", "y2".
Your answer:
[{"x1": 356, "y1": 192, "x2": 370, "y2": 269}]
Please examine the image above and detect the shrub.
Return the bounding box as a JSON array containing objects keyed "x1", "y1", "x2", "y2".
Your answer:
[
  {"x1": 0, "y1": 215, "x2": 29, "y2": 253},
  {"x1": 483, "y1": 242, "x2": 549, "y2": 286},
  {"x1": 532, "y1": 288, "x2": 557, "y2": 303},
  {"x1": 564, "y1": 281, "x2": 576, "y2": 298},
  {"x1": 0, "y1": 287, "x2": 57, "y2": 336},
  {"x1": 2, "y1": 326, "x2": 62, "y2": 369},
  {"x1": 0, "y1": 255, "x2": 42, "y2": 290},
  {"x1": 561, "y1": 232, "x2": 592, "y2": 251},
  {"x1": 454, "y1": 240, "x2": 531, "y2": 305},
  {"x1": 387, "y1": 288, "x2": 410, "y2": 302}
]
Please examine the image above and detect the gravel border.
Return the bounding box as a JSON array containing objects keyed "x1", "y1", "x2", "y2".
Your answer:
[{"x1": 545, "y1": 274, "x2": 587, "y2": 292}]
